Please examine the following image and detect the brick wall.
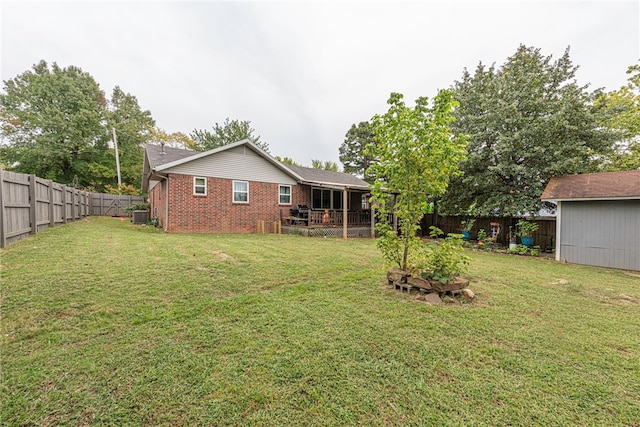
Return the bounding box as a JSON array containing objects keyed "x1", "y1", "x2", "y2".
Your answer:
[{"x1": 154, "y1": 173, "x2": 306, "y2": 234}]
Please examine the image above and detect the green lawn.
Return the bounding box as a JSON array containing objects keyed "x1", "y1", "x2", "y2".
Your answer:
[{"x1": 1, "y1": 217, "x2": 639, "y2": 426}]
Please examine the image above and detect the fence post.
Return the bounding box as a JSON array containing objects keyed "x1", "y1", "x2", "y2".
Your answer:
[
  {"x1": 48, "y1": 180, "x2": 55, "y2": 226},
  {"x1": 62, "y1": 186, "x2": 67, "y2": 224},
  {"x1": 0, "y1": 168, "x2": 5, "y2": 248},
  {"x1": 29, "y1": 174, "x2": 37, "y2": 234}
]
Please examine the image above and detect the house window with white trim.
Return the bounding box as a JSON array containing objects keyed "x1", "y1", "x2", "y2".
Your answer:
[
  {"x1": 194, "y1": 176, "x2": 207, "y2": 195},
  {"x1": 279, "y1": 185, "x2": 291, "y2": 205},
  {"x1": 233, "y1": 180, "x2": 249, "y2": 203}
]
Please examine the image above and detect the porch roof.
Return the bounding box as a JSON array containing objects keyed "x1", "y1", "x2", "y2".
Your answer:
[{"x1": 287, "y1": 165, "x2": 370, "y2": 191}]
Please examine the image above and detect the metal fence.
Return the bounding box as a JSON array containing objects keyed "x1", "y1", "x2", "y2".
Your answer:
[{"x1": 0, "y1": 169, "x2": 145, "y2": 248}]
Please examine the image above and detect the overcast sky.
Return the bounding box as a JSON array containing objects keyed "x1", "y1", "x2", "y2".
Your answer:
[{"x1": 1, "y1": 0, "x2": 638, "y2": 166}]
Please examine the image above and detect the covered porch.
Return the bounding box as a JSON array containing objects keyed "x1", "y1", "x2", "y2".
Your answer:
[{"x1": 281, "y1": 207, "x2": 374, "y2": 238}]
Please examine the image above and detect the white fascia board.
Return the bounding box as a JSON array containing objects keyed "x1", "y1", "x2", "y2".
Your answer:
[{"x1": 541, "y1": 196, "x2": 640, "y2": 202}]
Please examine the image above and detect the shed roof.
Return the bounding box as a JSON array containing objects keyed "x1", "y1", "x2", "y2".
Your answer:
[{"x1": 541, "y1": 170, "x2": 640, "y2": 201}]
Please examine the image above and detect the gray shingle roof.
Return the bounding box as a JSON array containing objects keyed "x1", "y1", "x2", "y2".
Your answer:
[
  {"x1": 142, "y1": 142, "x2": 370, "y2": 191},
  {"x1": 145, "y1": 144, "x2": 197, "y2": 170},
  {"x1": 541, "y1": 170, "x2": 640, "y2": 200},
  {"x1": 286, "y1": 165, "x2": 369, "y2": 190}
]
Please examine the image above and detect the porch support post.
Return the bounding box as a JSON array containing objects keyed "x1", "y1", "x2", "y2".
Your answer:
[
  {"x1": 342, "y1": 188, "x2": 348, "y2": 239},
  {"x1": 370, "y1": 207, "x2": 375, "y2": 239}
]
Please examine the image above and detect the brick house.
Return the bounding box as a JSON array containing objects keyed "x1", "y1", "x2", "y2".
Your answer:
[{"x1": 141, "y1": 140, "x2": 371, "y2": 236}]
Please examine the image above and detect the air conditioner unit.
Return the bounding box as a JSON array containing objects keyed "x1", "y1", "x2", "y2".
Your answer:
[{"x1": 132, "y1": 210, "x2": 149, "y2": 224}]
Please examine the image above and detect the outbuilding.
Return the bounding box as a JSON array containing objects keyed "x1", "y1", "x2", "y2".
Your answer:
[{"x1": 541, "y1": 170, "x2": 640, "y2": 271}]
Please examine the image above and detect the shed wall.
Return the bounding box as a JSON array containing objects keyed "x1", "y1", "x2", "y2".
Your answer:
[{"x1": 559, "y1": 200, "x2": 640, "y2": 271}]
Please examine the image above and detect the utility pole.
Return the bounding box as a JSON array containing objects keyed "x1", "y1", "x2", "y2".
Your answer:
[{"x1": 112, "y1": 127, "x2": 122, "y2": 193}]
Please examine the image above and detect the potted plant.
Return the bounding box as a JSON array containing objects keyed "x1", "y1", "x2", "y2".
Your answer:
[
  {"x1": 460, "y1": 218, "x2": 475, "y2": 240},
  {"x1": 476, "y1": 228, "x2": 487, "y2": 247},
  {"x1": 516, "y1": 220, "x2": 539, "y2": 247}
]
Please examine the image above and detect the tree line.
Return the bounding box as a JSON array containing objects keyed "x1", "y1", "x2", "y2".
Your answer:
[
  {"x1": 1, "y1": 45, "x2": 638, "y2": 207},
  {"x1": 340, "y1": 45, "x2": 639, "y2": 217}
]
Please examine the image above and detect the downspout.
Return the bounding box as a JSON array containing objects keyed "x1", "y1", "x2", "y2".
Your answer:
[{"x1": 160, "y1": 175, "x2": 169, "y2": 232}]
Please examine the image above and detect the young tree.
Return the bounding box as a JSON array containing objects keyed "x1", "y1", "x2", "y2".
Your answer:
[
  {"x1": 311, "y1": 159, "x2": 339, "y2": 171},
  {"x1": 0, "y1": 60, "x2": 108, "y2": 187},
  {"x1": 190, "y1": 118, "x2": 270, "y2": 152},
  {"x1": 339, "y1": 121, "x2": 377, "y2": 182},
  {"x1": 368, "y1": 91, "x2": 468, "y2": 271},
  {"x1": 596, "y1": 63, "x2": 640, "y2": 171},
  {"x1": 441, "y1": 45, "x2": 615, "y2": 216}
]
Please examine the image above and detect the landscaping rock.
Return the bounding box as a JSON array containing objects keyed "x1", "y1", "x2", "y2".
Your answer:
[
  {"x1": 430, "y1": 276, "x2": 470, "y2": 293},
  {"x1": 423, "y1": 293, "x2": 442, "y2": 304},
  {"x1": 407, "y1": 276, "x2": 431, "y2": 290},
  {"x1": 461, "y1": 288, "x2": 475, "y2": 300},
  {"x1": 387, "y1": 268, "x2": 410, "y2": 285}
]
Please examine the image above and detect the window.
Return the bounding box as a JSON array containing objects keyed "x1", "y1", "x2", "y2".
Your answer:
[
  {"x1": 279, "y1": 185, "x2": 291, "y2": 205},
  {"x1": 194, "y1": 176, "x2": 206, "y2": 195},
  {"x1": 311, "y1": 187, "x2": 350, "y2": 210},
  {"x1": 233, "y1": 180, "x2": 249, "y2": 203}
]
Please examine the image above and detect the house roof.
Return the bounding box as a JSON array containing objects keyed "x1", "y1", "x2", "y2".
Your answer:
[
  {"x1": 142, "y1": 140, "x2": 370, "y2": 192},
  {"x1": 287, "y1": 165, "x2": 369, "y2": 190},
  {"x1": 145, "y1": 144, "x2": 197, "y2": 170},
  {"x1": 541, "y1": 170, "x2": 640, "y2": 201}
]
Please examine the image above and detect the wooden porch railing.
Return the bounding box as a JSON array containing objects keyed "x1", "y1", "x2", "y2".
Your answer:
[{"x1": 308, "y1": 210, "x2": 370, "y2": 226}]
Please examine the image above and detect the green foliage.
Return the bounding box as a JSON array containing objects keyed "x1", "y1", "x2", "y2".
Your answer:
[
  {"x1": 441, "y1": 45, "x2": 615, "y2": 216},
  {"x1": 596, "y1": 62, "x2": 640, "y2": 171},
  {"x1": 275, "y1": 156, "x2": 300, "y2": 166},
  {"x1": 368, "y1": 91, "x2": 468, "y2": 271},
  {"x1": 311, "y1": 159, "x2": 339, "y2": 171},
  {"x1": 0, "y1": 60, "x2": 108, "y2": 188},
  {"x1": 418, "y1": 228, "x2": 471, "y2": 283},
  {"x1": 461, "y1": 218, "x2": 475, "y2": 232},
  {"x1": 507, "y1": 244, "x2": 540, "y2": 256},
  {"x1": 123, "y1": 202, "x2": 150, "y2": 214},
  {"x1": 339, "y1": 121, "x2": 377, "y2": 182},
  {"x1": 516, "y1": 220, "x2": 539, "y2": 237},
  {"x1": 0, "y1": 61, "x2": 158, "y2": 191},
  {"x1": 476, "y1": 228, "x2": 487, "y2": 242},
  {"x1": 190, "y1": 117, "x2": 269, "y2": 152}
]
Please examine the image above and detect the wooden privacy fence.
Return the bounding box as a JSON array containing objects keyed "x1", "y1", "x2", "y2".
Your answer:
[
  {"x1": 421, "y1": 214, "x2": 557, "y2": 250},
  {"x1": 0, "y1": 169, "x2": 146, "y2": 248},
  {"x1": 90, "y1": 193, "x2": 145, "y2": 216}
]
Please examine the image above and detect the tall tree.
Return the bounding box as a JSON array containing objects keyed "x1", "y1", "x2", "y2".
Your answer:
[
  {"x1": 368, "y1": 91, "x2": 468, "y2": 271},
  {"x1": 440, "y1": 45, "x2": 614, "y2": 216},
  {"x1": 102, "y1": 86, "x2": 156, "y2": 191},
  {"x1": 596, "y1": 62, "x2": 640, "y2": 171},
  {"x1": 0, "y1": 60, "x2": 108, "y2": 187},
  {"x1": 339, "y1": 121, "x2": 377, "y2": 182},
  {"x1": 190, "y1": 118, "x2": 269, "y2": 152},
  {"x1": 311, "y1": 159, "x2": 339, "y2": 171}
]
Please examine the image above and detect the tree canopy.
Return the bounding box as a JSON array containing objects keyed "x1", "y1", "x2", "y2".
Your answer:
[
  {"x1": 339, "y1": 121, "x2": 377, "y2": 182},
  {"x1": 596, "y1": 62, "x2": 640, "y2": 171},
  {"x1": 190, "y1": 118, "x2": 270, "y2": 152},
  {"x1": 368, "y1": 91, "x2": 468, "y2": 271},
  {"x1": 0, "y1": 61, "x2": 158, "y2": 193},
  {"x1": 0, "y1": 61, "x2": 108, "y2": 188},
  {"x1": 440, "y1": 45, "x2": 614, "y2": 216}
]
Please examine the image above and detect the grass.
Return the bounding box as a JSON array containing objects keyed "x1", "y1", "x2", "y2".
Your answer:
[{"x1": 1, "y1": 216, "x2": 639, "y2": 426}]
